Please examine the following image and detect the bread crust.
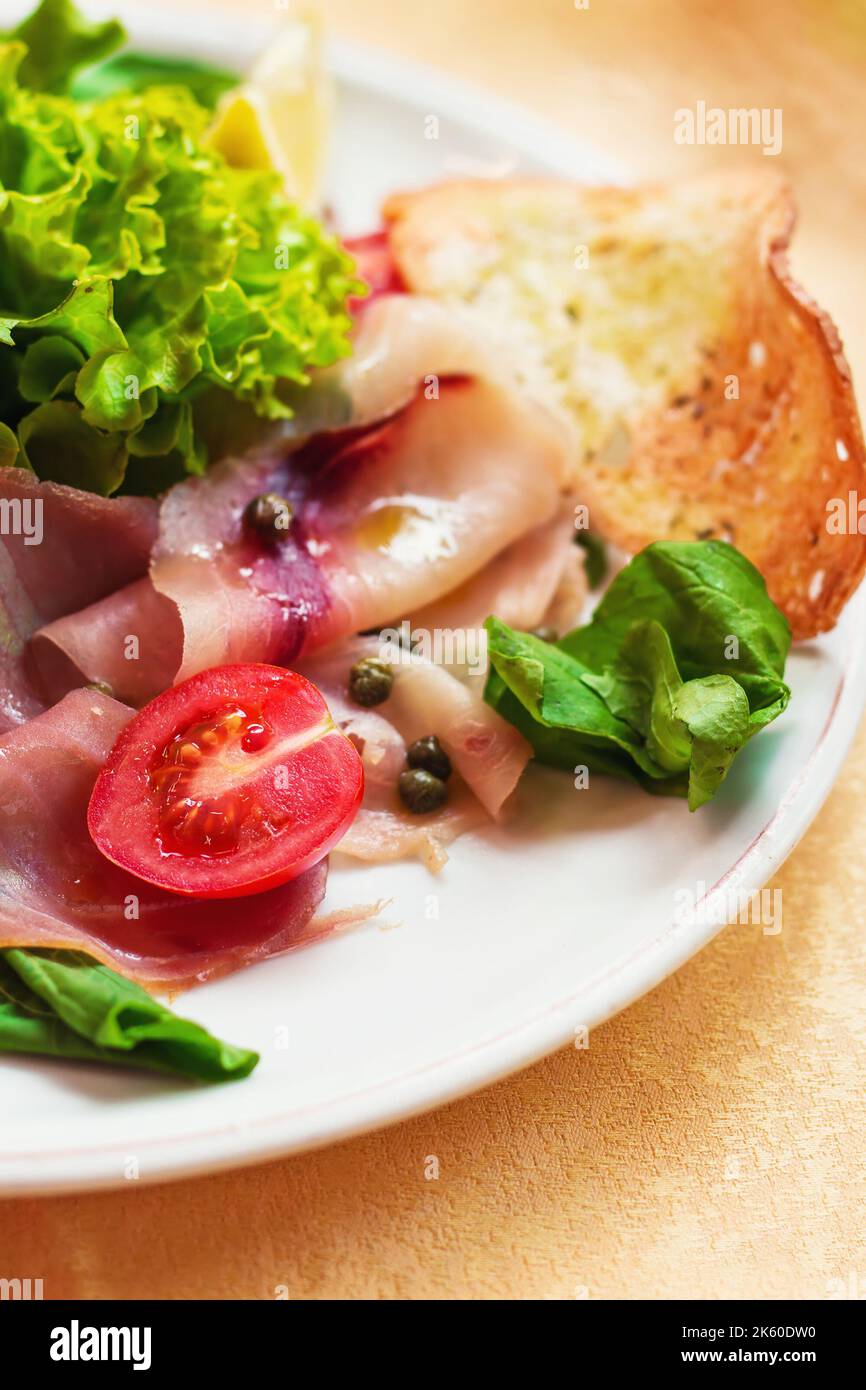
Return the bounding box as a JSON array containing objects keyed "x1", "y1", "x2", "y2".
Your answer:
[{"x1": 385, "y1": 174, "x2": 866, "y2": 638}]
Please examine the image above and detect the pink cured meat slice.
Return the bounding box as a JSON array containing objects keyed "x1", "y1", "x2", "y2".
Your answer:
[
  {"x1": 31, "y1": 374, "x2": 568, "y2": 705},
  {"x1": 409, "y1": 509, "x2": 580, "y2": 634},
  {"x1": 301, "y1": 636, "x2": 531, "y2": 821},
  {"x1": 0, "y1": 689, "x2": 328, "y2": 987},
  {"x1": 0, "y1": 471, "x2": 157, "y2": 730}
]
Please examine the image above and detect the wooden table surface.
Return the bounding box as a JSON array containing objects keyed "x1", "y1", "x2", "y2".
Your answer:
[{"x1": 3, "y1": 0, "x2": 866, "y2": 1299}]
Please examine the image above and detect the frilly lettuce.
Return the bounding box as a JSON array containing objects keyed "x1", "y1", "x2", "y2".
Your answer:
[{"x1": 0, "y1": 0, "x2": 360, "y2": 494}]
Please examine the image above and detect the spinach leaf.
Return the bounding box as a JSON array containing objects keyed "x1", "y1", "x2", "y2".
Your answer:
[
  {"x1": 563, "y1": 540, "x2": 790, "y2": 725},
  {"x1": 583, "y1": 618, "x2": 752, "y2": 808},
  {"x1": 484, "y1": 541, "x2": 791, "y2": 808},
  {"x1": 0, "y1": 948, "x2": 258, "y2": 1082}
]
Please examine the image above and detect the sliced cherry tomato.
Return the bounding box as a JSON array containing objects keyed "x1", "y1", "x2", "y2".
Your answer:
[{"x1": 87, "y1": 664, "x2": 364, "y2": 899}]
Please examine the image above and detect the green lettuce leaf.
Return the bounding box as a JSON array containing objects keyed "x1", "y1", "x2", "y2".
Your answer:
[
  {"x1": 18, "y1": 334, "x2": 85, "y2": 401},
  {"x1": 2, "y1": 278, "x2": 128, "y2": 356},
  {"x1": 0, "y1": 948, "x2": 258, "y2": 1082},
  {"x1": 0, "y1": 420, "x2": 19, "y2": 464},
  {"x1": 5, "y1": 0, "x2": 124, "y2": 94},
  {"x1": 484, "y1": 541, "x2": 791, "y2": 809},
  {"x1": 17, "y1": 400, "x2": 129, "y2": 493},
  {"x1": 71, "y1": 52, "x2": 238, "y2": 109},
  {"x1": 0, "y1": 1, "x2": 361, "y2": 495}
]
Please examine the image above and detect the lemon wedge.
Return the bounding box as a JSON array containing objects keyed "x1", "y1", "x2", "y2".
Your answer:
[{"x1": 207, "y1": 2, "x2": 331, "y2": 208}]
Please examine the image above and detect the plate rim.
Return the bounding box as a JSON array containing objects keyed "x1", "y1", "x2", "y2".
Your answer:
[{"x1": 1, "y1": 4, "x2": 864, "y2": 1193}]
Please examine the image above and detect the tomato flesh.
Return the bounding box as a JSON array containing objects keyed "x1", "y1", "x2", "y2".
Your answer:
[{"x1": 87, "y1": 665, "x2": 364, "y2": 899}]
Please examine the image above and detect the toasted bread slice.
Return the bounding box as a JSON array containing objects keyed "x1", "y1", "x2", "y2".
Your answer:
[{"x1": 384, "y1": 174, "x2": 866, "y2": 638}]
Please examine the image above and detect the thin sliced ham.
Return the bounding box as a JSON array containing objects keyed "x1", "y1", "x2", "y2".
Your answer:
[
  {"x1": 0, "y1": 537, "x2": 41, "y2": 730},
  {"x1": 32, "y1": 374, "x2": 569, "y2": 705},
  {"x1": 301, "y1": 636, "x2": 529, "y2": 870},
  {"x1": 0, "y1": 689, "x2": 329, "y2": 987},
  {"x1": 409, "y1": 509, "x2": 580, "y2": 633},
  {"x1": 312, "y1": 669, "x2": 492, "y2": 867},
  {"x1": 542, "y1": 543, "x2": 591, "y2": 634},
  {"x1": 380, "y1": 653, "x2": 531, "y2": 818},
  {"x1": 328, "y1": 292, "x2": 494, "y2": 427},
  {"x1": 305, "y1": 375, "x2": 569, "y2": 640},
  {"x1": 313, "y1": 681, "x2": 487, "y2": 871},
  {"x1": 0, "y1": 472, "x2": 158, "y2": 622},
  {"x1": 297, "y1": 659, "x2": 488, "y2": 870},
  {"x1": 0, "y1": 471, "x2": 157, "y2": 730},
  {"x1": 337, "y1": 786, "x2": 488, "y2": 874},
  {"x1": 30, "y1": 578, "x2": 180, "y2": 707}
]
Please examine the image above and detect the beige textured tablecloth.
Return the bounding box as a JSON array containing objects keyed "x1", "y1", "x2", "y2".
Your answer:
[{"x1": 3, "y1": 0, "x2": 866, "y2": 1299}]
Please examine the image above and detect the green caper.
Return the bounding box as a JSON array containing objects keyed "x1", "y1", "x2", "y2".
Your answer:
[
  {"x1": 528, "y1": 626, "x2": 558, "y2": 644},
  {"x1": 348, "y1": 656, "x2": 394, "y2": 707},
  {"x1": 243, "y1": 492, "x2": 294, "y2": 544},
  {"x1": 398, "y1": 767, "x2": 448, "y2": 814},
  {"x1": 407, "y1": 735, "x2": 452, "y2": 781}
]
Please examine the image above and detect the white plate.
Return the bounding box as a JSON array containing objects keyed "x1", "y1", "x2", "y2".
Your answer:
[{"x1": 1, "y1": 2, "x2": 864, "y2": 1193}]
